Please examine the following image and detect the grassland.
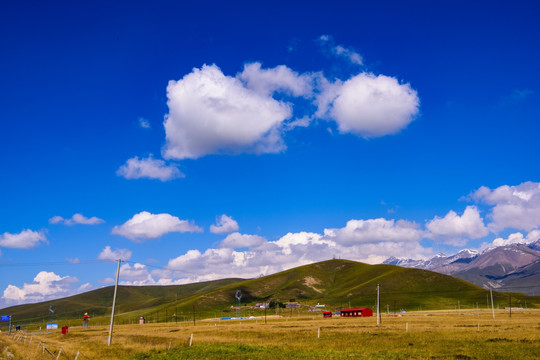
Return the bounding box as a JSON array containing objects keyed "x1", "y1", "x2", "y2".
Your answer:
[{"x1": 2, "y1": 309, "x2": 539, "y2": 359}]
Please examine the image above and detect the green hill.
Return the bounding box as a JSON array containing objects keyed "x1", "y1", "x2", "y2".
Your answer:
[{"x1": 2, "y1": 260, "x2": 538, "y2": 327}]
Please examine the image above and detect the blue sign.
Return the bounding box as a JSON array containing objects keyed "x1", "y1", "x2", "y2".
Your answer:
[{"x1": 1, "y1": 315, "x2": 10, "y2": 321}]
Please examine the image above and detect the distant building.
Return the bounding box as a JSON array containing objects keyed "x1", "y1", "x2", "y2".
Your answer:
[
  {"x1": 340, "y1": 308, "x2": 373, "y2": 317},
  {"x1": 255, "y1": 303, "x2": 269, "y2": 309},
  {"x1": 284, "y1": 302, "x2": 301, "y2": 308}
]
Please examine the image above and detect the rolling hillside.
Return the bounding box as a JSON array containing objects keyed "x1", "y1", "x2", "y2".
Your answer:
[{"x1": 2, "y1": 260, "x2": 538, "y2": 327}]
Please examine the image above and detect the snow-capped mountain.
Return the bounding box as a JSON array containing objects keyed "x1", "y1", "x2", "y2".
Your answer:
[
  {"x1": 383, "y1": 239, "x2": 540, "y2": 295},
  {"x1": 383, "y1": 248, "x2": 479, "y2": 274}
]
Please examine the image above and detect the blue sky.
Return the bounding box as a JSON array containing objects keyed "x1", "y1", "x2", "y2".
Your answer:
[{"x1": 1, "y1": 0, "x2": 539, "y2": 307}]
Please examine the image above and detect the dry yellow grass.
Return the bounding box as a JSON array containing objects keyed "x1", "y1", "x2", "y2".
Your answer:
[{"x1": 1, "y1": 309, "x2": 539, "y2": 359}]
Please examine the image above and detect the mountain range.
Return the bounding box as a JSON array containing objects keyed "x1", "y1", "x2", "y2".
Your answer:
[
  {"x1": 383, "y1": 239, "x2": 540, "y2": 295},
  {"x1": 4, "y1": 259, "x2": 538, "y2": 327}
]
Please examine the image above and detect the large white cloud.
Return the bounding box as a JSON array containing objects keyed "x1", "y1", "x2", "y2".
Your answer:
[
  {"x1": 163, "y1": 63, "x2": 300, "y2": 160},
  {"x1": 1, "y1": 271, "x2": 78, "y2": 306},
  {"x1": 49, "y1": 213, "x2": 104, "y2": 226},
  {"x1": 210, "y1": 214, "x2": 240, "y2": 234},
  {"x1": 157, "y1": 218, "x2": 431, "y2": 284},
  {"x1": 426, "y1": 206, "x2": 488, "y2": 245},
  {"x1": 116, "y1": 155, "x2": 183, "y2": 181},
  {"x1": 0, "y1": 229, "x2": 47, "y2": 249},
  {"x1": 316, "y1": 73, "x2": 419, "y2": 137},
  {"x1": 112, "y1": 211, "x2": 201, "y2": 241},
  {"x1": 97, "y1": 245, "x2": 132, "y2": 261},
  {"x1": 323, "y1": 218, "x2": 423, "y2": 246},
  {"x1": 471, "y1": 182, "x2": 540, "y2": 232}
]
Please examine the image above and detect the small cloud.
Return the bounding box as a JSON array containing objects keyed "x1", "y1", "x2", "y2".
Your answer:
[
  {"x1": 139, "y1": 117, "x2": 151, "y2": 129},
  {"x1": 318, "y1": 34, "x2": 363, "y2": 66},
  {"x1": 49, "y1": 213, "x2": 104, "y2": 226},
  {"x1": 112, "y1": 211, "x2": 202, "y2": 241},
  {"x1": 210, "y1": 214, "x2": 240, "y2": 234},
  {"x1": 220, "y1": 232, "x2": 266, "y2": 249},
  {"x1": 66, "y1": 258, "x2": 80, "y2": 264},
  {"x1": 0, "y1": 229, "x2": 47, "y2": 249},
  {"x1": 116, "y1": 155, "x2": 184, "y2": 181},
  {"x1": 97, "y1": 245, "x2": 132, "y2": 261},
  {"x1": 285, "y1": 116, "x2": 312, "y2": 130},
  {"x1": 77, "y1": 283, "x2": 93, "y2": 293}
]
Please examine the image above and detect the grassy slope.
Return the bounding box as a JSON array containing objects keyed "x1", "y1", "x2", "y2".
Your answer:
[{"x1": 3, "y1": 260, "x2": 539, "y2": 326}]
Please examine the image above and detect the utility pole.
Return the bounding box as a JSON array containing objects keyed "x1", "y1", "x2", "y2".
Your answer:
[
  {"x1": 192, "y1": 304, "x2": 196, "y2": 326},
  {"x1": 108, "y1": 259, "x2": 121, "y2": 346},
  {"x1": 376, "y1": 284, "x2": 380, "y2": 326},
  {"x1": 490, "y1": 289, "x2": 495, "y2": 319}
]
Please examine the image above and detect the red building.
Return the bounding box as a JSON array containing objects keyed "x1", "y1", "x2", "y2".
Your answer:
[
  {"x1": 340, "y1": 308, "x2": 373, "y2": 317},
  {"x1": 323, "y1": 311, "x2": 332, "y2": 318}
]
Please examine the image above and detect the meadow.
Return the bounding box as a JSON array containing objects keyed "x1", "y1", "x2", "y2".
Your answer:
[{"x1": 2, "y1": 309, "x2": 539, "y2": 359}]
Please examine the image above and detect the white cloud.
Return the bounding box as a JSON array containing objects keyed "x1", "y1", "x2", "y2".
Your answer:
[
  {"x1": 49, "y1": 213, "x2": 104, "y2": 225},
  {"x1": 116, "y1": 155, "x2": 183, "y2": 181},
  {"x1": 163, "y1": 63, "x2": 305, "y2": 160},
  {"x1": 156, "y1": 218, "x2": 431, "y2": 284},
  {"x1": 237, "y1": 62, "x2": 313, "y2": 97},
  {"x1": 119, "y1": 263, "x2": 156, "y2": 285},
  {"x1": 77, "y1": 283, "x2": 93, "y2": 293},
  {"x1": 139, "y1": 117, "x2": 151, "y2": 128},
  {"x1": 1, "y1": 271, "x2": 78, "y2": 306},
  {"x1": 318, "y1": 35, "x2": 363, "y2": 65},
  {"x1": 97, "y1": 245, "x2": 132, "y2": 261},
  {"x1": 0, "y1": 229, "x2": 47, "y2": 249},
  {"x1": 111, "y1": 211, "x2": 201, "y2": 241},
  {"x1": 471, "y1": 182, "x2": 540, "y2": 232},
  {"x1": 323, "y1": 218, "x2": 423, "y2": 246},
  {"x1": 220, "y1": 232, "x2": 266, "y2": 248},
  {"x1": 491, "y1": 230, "x2": 540, "y2": 247},
  {"x1": 161, "y1": 54, "x2": 420, "y2": 163},
  {"x1": 210, "y1": 214, "x2": 240, "y2": 234},
  {"x1": 426, "y1": 206, "x2": 488, "y2": 245},
  {"x1": 274, "y1": 232, "x2": 331, "y2": 255},
  {"x1": 316, "y1": 73, "x2": 420, "y2": 138}
]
